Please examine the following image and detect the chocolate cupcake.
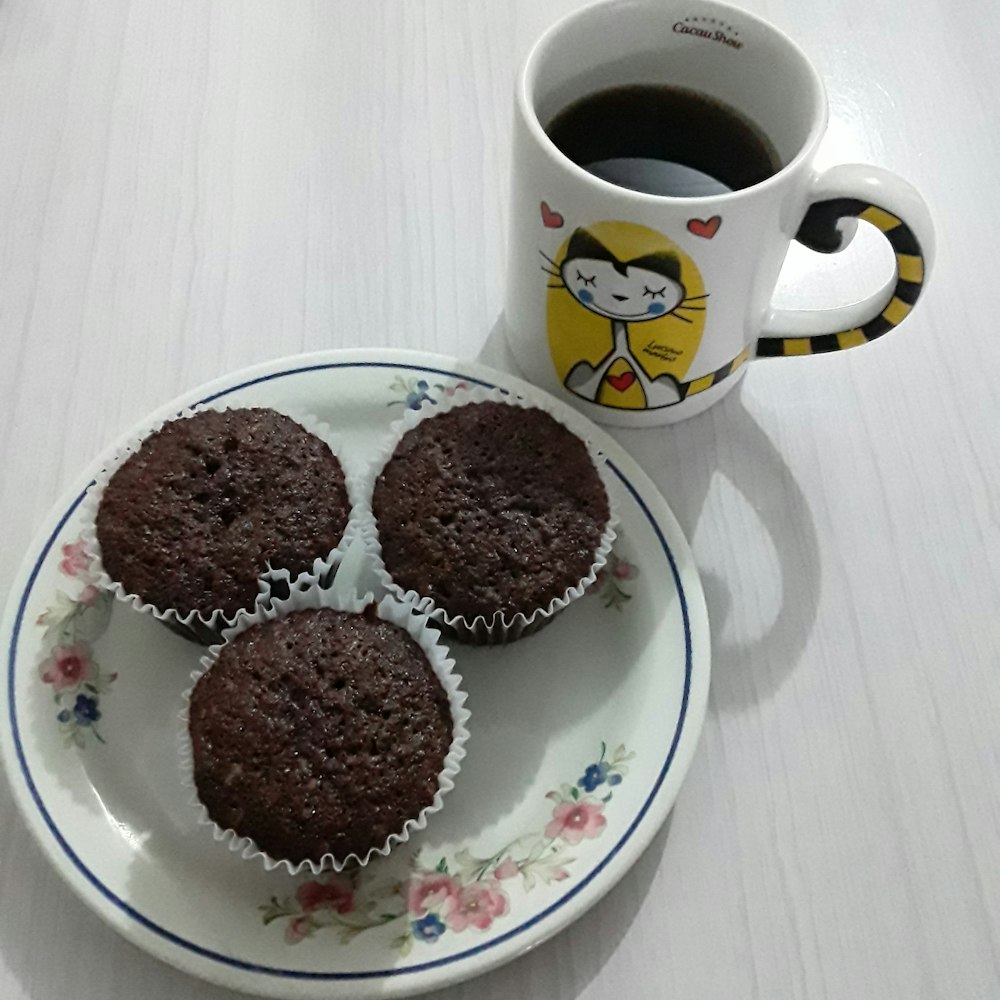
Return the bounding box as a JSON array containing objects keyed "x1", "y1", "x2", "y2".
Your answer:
[
  {"x1": 184, "y1": 589, "x2": 469, "y2": 873},
  {"x1": 87, "y1": 407, "x2": 352, "y2": 638},
  {"x1": 366, "y1": 389, "x2": 616, "y2": 643}
]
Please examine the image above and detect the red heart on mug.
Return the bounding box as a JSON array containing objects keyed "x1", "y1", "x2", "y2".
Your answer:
[
  {"x1": 687, "y1": 215, "x2": 722, "y2": 239},
  {"x1": 540, "y1": 201, "x2": 564, "y2": 228},
  {"x1": 606, "y1": 371, "x2": 636, "y2": 392}
]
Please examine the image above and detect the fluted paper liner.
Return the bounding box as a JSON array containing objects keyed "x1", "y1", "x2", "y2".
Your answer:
[
  {"x1": 79, "y1": 402, "x2": 366, "y2": 643},
  {"x1": 178, "y1": 540, "x2": 470, "y2": 875},
  {"x1": 357, "y1": 385, "x2": 618, "y2": 644}
]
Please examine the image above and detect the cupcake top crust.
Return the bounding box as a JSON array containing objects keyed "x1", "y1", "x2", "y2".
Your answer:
[
  {"x1": 372, "y1": 401, "x2": 610, "y2": 621},
  {"x1": 96, "y1": 408, "x2": 350, "y2": 618},
  {"x1": 188, "y1": 606, "x2": 453, "y2": 864}
]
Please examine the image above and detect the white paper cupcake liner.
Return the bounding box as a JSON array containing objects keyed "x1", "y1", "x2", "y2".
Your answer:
[
  {"x1": 356, "y1": 385, "x2": 619, "y2": 644},
  {"x1": 79, "y1": 402, "x2": 366, "y2": 643},
  {"x1": 178, "y1": 540, "x2": 470, "y2": 875}
]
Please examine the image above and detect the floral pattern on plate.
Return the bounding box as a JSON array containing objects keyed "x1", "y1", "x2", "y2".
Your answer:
[
  {"x1": 36, "y1": 539, "x2": 115, "y2": 746},
  {"x1": 386, "y1": 375, "x2": 474, "y2": 410},
  {"x1": 594, "y1": 549, "x2": 640, "y2": 610},
  {"x1": 261, "y1": 742, "x2": 635, "y2": 953}
]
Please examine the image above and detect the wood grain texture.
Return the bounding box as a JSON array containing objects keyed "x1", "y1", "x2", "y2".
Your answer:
[{"x1": 1, "y1": 0, "x2": 998, "y2": 998}]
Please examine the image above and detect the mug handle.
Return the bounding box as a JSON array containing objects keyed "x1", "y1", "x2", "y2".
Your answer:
[{"x1": 757, "y1": 164, "x2": 934, "y2": 356}]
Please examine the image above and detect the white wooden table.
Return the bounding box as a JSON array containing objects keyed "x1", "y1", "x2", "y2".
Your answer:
[{"x1": 1, "y1": 1, "x2": 998, "y2": 998}]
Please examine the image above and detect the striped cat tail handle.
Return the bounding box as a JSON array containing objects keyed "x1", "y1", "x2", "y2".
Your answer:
[{"x1": 757, "y1": 164, "x2": 934, "y2": 358}]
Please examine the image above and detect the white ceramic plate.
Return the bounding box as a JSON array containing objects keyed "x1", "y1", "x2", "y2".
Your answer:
[{"x1": 0, "y1": 349, "x2": 709, "y2": 999}]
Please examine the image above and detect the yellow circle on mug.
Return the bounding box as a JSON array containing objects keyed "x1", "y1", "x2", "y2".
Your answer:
[{"x1": 545, "y1": 220, "x2": 707, "y2": 411}]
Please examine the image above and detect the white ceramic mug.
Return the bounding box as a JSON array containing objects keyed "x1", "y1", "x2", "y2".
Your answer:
[{"x1": 503, "y1": 0, "x2": 934, "y2": 426}]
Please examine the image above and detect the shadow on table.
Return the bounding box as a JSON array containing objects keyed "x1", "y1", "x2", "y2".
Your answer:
[{"x1": 478, "y1": 319, "x2": 821, "y2": 713}]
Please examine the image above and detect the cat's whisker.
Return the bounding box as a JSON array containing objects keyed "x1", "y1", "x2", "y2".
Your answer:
[
  {"x1": 675, "y1": 304, "x2": 706, "y2": 311},
  {"x1": 540, "y1": 266, "x2": 561, "y2": 277},
  {"x1": 668, "y1": 312, "x2": 693, "y2": 324},
  {"x1": 680, "y1": 293, "x2": 710, "y2": 302},
  {"x1": 539, "y1": 249, "x2": 560, "y2": 267},
  {"x1": 547, "y1": 283, "x2": 566, "y2": 289}
]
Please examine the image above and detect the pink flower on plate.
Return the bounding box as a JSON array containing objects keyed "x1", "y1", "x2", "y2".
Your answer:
[
  {"x1": 612, "y1": 560, "x2": 638, "y2": 581},
  {"x1": 544, "y1": 800, "x2": 606, "y2": 846},
  {"x1": 443, "y1": 880, "x2": 509, "y2": 932},
  {"x1": 444, "y1": 381, "x2": 472, "y2": 397},
  {"x1": 79, "y1": 584, "x2": 100, "y2": 607},
  {"x1": 59, "y1": 540, "x2": 90, "y2": 578},
  {"x1": 406, "y1": 873, "x2": 460, "y2": 916},
  {"x1": 285, "y1": 916, "x2": 312, "y2": 944},
  {"x1": 39, "y1": 643, "x2": 93, "y2": 692},
  {"x1": 494, "y1": 857, "x2": 520, "y2": 880},
  {"x1": 295, "y1": 876, "x2": 354, "y2": 915}
]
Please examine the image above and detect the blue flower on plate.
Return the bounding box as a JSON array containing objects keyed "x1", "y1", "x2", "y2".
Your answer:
[
  {"x1": 72, "y1": 693, "x2": 100, "y2": 726},
  {"x1": 405, "y1": 380, "x2": 433, "y2": 410},
  {"x1": 412, "y1": 913, "x2": 446, "y2": 942},
  {"x1": 579, "y1": 762, "x2": 609, "y2": 792},
  {"x1": 607, "y1": 772, "x2": 622, "y2": 786},
  {"x1": 57, "y1": 708, "x2": 72, "y2": 724}
]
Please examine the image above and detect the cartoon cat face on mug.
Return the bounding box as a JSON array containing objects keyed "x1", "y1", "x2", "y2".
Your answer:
[
  {"x1": 543, "y1": 220, "x2": 711, "y2": 412},
  {"x1": 556, "y1": 228, "x2": 687, "y2": 322}
]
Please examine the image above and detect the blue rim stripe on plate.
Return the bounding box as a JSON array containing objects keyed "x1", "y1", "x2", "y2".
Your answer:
[{"x1": 8, "y1": 361, "x2": 692, "y2": 981}]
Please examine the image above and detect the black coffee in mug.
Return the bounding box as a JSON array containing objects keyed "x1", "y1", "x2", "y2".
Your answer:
[{"x1": 545, "y1": 83, "x2": 780, "y2": 197}]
